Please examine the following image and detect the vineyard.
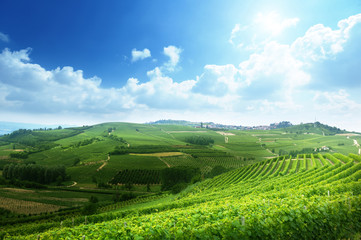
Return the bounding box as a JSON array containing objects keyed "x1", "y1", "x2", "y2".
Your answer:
[
  {"x1": 110, "y1": 169, "x2": 161, "y2": 185},
  {"x1": 161, "y1": 155, "x2": 245, "y2": 175},
  {"x1": 0, "y1": 196, "x2": 64, "y2": 215},
  {"x1": 3, "y1": 152, "x2": 361, "y2": 239}
]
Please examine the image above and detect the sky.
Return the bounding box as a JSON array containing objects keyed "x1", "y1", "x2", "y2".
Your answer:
[{"x1": 0, "y1": 0, "x2": 361, "y2": 131}]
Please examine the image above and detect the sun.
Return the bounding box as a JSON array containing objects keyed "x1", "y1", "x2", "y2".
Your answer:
[{"x1": 255, "y1": 11, "x2": 299, "y2": 36}]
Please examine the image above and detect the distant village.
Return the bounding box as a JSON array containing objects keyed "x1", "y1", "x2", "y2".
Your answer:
[{"x1": 148, "y1": 120, "x2": 293, "y2": 131}]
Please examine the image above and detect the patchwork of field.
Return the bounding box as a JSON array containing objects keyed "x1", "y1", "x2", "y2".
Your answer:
[
  {"x1": 1, "y1": 122, "x2": 360, "y2": 221},
  {"x1": 4, "y1": 152, "x2": 360, "y2": 239}
]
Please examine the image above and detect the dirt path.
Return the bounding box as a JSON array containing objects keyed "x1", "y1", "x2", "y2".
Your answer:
[
  {"x1": 96, "y1": 155, "x2": 110, "y2": 172},
  {"x1": 353, "y1": 139, "x2": 361, "y2": 154},
  {"x1": 158, "y1": 157, "x2": 171, "y2": 168},
  {"x1": 67, "y1": 181, "x2": 77, "y2": 187}
]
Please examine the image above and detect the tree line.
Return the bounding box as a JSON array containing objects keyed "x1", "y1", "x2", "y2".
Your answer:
[
  {"x1": 185, "y1": 136, "x2": 214, "y2": 145},
  {"x1": 2, "y1": 164, "x2": 66, "y2": 184}
]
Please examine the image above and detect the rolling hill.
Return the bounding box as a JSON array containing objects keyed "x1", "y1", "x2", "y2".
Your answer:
[{"x1": 0, "y1": 121, "x2": 360, "y2": 239}]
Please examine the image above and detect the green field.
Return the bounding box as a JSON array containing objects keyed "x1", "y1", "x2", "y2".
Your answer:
[
  {"x1": 2, "y1": 152, "x2": 360, "y2": 239},
  {"x1": 0, "y1": 122, "x2": 360, "y2": 239}
]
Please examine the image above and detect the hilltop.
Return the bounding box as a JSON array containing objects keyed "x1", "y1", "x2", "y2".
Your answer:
[{"x1": 147, "y1": 119, "x2": 352, "y2": 133}]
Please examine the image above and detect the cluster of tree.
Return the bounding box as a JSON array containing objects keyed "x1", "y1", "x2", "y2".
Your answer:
[
  {"x1": 108, "y1": 135, "x2": 127, "y2": 143},
  {"x1": 109, "y1": 146, "x2": 128, "y2": 155},
  {"x1": 107, "y1": 127, "x2": 116, "y2": 133},
  {"x1": 70, "y1": 138, "x2": 101, "y2": 148},
  {"x1": 270, "y1": 121, "x2": 293, "y2": 129},
  {"x1": 0, "y1": 128, "x2": 84, "y2": 151},
  {"x1": 82, "y1": 196, "x2": 99, "y2": 215},
  {"x1": 113, "y1": 192, "x2": 136, "y2": 203},
  {"x1": 161, "y1": 166, "x2": 201, "y2": 193},
  {"x1": 9, "y1": 151, "x2": 29, "y2": 159},
  {"x1": 314, "y1": 122, "x2": 344, "y2": 135},
  {"x1": 31, "y1": 126, "x2": 63, "y2": 131},
  {"x1": 285, "y1": 122, "x2": 345, "y2": 136},
  {"x1": 185, "y1": 136, "x2": 214, "y2": 145},
  {"x1": 2, "y1": 164, "x2": 66, "y2": 185},
  {"x1": 0, "y1": 177, "x2": 47, "y2": 189}
]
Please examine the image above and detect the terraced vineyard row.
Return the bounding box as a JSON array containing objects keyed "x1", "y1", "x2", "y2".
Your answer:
[
  {"x1": 4, "y1": 152, "x2": 360, "y2": 239},
  {"x1": 161, "y1": 155, "x2": 245, "y2": 175},
  {"x1": 110, "y1": 169, "x2": 161, "y2": 185}
]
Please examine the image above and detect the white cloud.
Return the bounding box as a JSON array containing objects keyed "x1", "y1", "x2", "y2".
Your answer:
[
  {"x1": 192, "y1": 64, "x2": 241, "y2": 96},
  {"x1": 163, "y1": 45, "x2": 182, "y2": 71},
  {"x1": 1, "y1": 13, "x2": 361, "y2": 131},
  {"x1": 131, "y1": 48, "x2": 151, "y2": 62},
  {"x1": 0, "y1": 32, "x2": 9, "y2": 42},
  {"x1": 0, "y1": 48, "x2": 129, "y2": 114},
  {"x1": 292, "y1": 13, "x2": 361, "y2": 62},
  {"x1": 123, "y1": 67, "x2": 199, "y2": 109},
  {"x1": 229, "y1": 24, "x2": 242, "y2": 46}
]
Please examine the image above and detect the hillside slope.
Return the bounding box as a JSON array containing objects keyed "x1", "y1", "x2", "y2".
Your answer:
[{"x1": 6, "y1": 153, "x2": 361, "y2": 239}]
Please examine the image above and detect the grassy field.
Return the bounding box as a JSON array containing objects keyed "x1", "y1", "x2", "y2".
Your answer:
[{"x1": 0, "y1": 121, "x2": 360, "y2": 237}]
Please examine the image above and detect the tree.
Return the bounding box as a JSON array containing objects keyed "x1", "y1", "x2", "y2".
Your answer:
[
  {"x1": 124, "y1": 182, "x2": 133, "y2": 191},
  {"x1": 161, "y1": 166, "x2": 201, "y2": 191}
]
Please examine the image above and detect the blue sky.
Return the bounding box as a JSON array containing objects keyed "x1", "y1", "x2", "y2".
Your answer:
[{"x1": 0, "y1": 0, "x2": 361, "y2": 131}]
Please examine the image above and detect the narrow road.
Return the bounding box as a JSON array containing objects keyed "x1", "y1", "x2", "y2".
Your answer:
[
  {"x1": 67, "y1": 181, "x2": 77, "y2": 187},
  {"x1": 96, "y1": 154, "x2": 110, "y2": 172},
  {"x1": 353, "y1": 139, "x2": 361, "y2": 154}
]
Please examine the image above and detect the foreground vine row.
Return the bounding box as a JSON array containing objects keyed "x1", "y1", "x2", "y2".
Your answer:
[{"x1": 3, "y1": 153, "x2": 361, "y2": 239}]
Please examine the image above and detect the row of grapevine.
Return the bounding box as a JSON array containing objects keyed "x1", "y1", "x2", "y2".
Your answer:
[
  {"x1": 349, "y1": 153, "x2": 361, "y2": 162},
  {"x1": 12, "y1": 153, "x2": 361, "y2": 239},
  {"x1": 109, "y1": 169, "x2": 161, "y2": 185},
  {"x1": 3, "y1": 153, "x2": 360, "y2": 239},
  {"x1": 161, "y1": 155, "x2": 244, "y2": 175}
]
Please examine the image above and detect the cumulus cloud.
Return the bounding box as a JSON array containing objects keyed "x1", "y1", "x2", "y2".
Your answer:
[
  {"x1": 1, "y1": 13, "x2": 361, "y2": 128},
  {"x1": 0, "y1": 48, "x2": 127, "y2": 113},
  {"x1": 0, "y1": 32, "x2": 9, "y2": 42},
  {"x1": 163, "y1": 45, "x2": 182, "y2": 71},
  {"x1": 123, "y1": 67, "x2": 199, "y2": 109},
  {"x1": 192, "y1": 64, "x2": 241, "y2": 97},
  {"x1": 131, "y1": 48, "x2": 151, "y2": 62},
  {"x1": 292, "y1": 13, "x2": 361, "y2": 62}
]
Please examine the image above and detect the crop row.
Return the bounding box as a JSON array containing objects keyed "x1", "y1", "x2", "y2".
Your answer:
[
  {"x1": 3, "y1": 153, "x2": 360, "y2": 239},
  {"x1": 109, "y1": 169, "x2": 161, "y2": 185}
]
